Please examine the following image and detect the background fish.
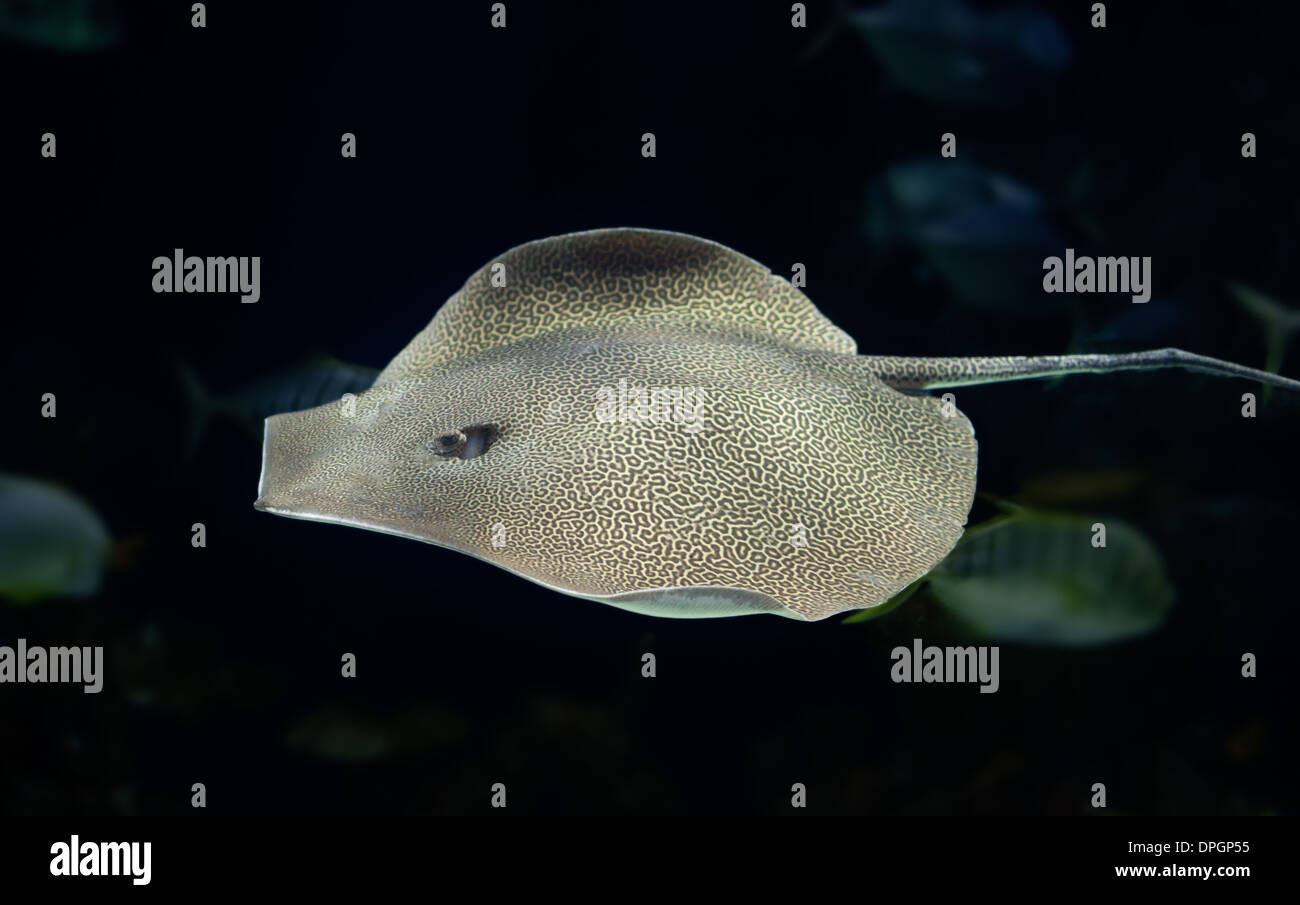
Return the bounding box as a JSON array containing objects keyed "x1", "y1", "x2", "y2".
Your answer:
[
  {"x1": 849, "y1": 0, "x2": 1072, "y2": 107},
  {"x1": 0, "y1": 473, "x2": 110, "y2": 603},
  {"x1": 179, "y1": 357, "x2": 380, "y2": 453},
  {"x1": 866, "y1": 159, "x2": 1048, "y2": 243},
  {"x1": 926, "y1": 510, "x2": 1175, "y2": 646},
  {"x1": 1226, "y1": 281, "x2": 1300, "y2": 397},
  {"x1": 865, "y1": 159, "x2": 1065, "y2": 313}
]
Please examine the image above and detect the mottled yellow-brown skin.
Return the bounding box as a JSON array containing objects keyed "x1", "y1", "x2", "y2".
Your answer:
[{"x1": 255, "y1": 228, "x2": 1300, "y2": 620}]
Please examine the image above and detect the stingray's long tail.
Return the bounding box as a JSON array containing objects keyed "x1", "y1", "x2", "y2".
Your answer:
[{"x1": 863, "y1": 348, "x2": 1300, "y2": 392}]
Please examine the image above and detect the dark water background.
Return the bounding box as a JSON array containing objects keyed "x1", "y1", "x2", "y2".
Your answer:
[{"x1": 2, "y1": 0, "x2": 1297, "y2": 814}]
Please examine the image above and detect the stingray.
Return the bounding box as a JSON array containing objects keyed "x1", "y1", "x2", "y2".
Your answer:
[{"x1": 254, "y1": 228, "x2": 1300, "y2": 621}]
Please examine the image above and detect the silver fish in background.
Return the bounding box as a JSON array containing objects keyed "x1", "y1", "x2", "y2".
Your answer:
[
  {"x1": 866, "y1": 159, "x2": 1064, "y2": 312},
  {"x1": 0, "y1": 473, "x2": 109, "y2": 603},
  {"x1": 912, "y1": 202, "x2": 1066, "y2": 312},
  {"x1": 923, "y1": 510, "x2": 1175, "y2": 646},
  {"x1": 849, "y1": 0, "x2": 1072, "y2": 107},
  {"x1": 866, "y1": 159, "x2": 1047, "y2": 242}
]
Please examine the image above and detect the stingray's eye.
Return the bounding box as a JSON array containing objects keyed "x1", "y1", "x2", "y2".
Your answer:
[
  {"x1": 433, "y1": 430, "x2": 467, "y2": 455},
  {"x1": 430, "y1": 423, "x2": 500, "y2": 460}
]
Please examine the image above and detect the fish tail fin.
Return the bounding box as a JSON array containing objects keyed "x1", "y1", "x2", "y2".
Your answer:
[
  {"x1": 1226, "y1": 281, "x2": 1300, "y2": 402},
  {"x1": 863, "y1": 348, "x2": 1300, "y2": 392}
]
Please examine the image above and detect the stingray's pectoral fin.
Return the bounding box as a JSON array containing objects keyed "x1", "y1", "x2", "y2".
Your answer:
[{"x1": 864, "y1": 348, "x2": 1300, "y2": 392}]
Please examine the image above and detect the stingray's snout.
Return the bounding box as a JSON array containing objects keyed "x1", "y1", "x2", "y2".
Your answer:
[
  {"x1": 254, "y1": 401, "x2": 394, "y2": 523},
  {"x1": 254, "y1": 409, "x2": 322, "y2": 515},
  {"x1": 254, "y1": 413, "x2": 286, "y2": 512}
]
